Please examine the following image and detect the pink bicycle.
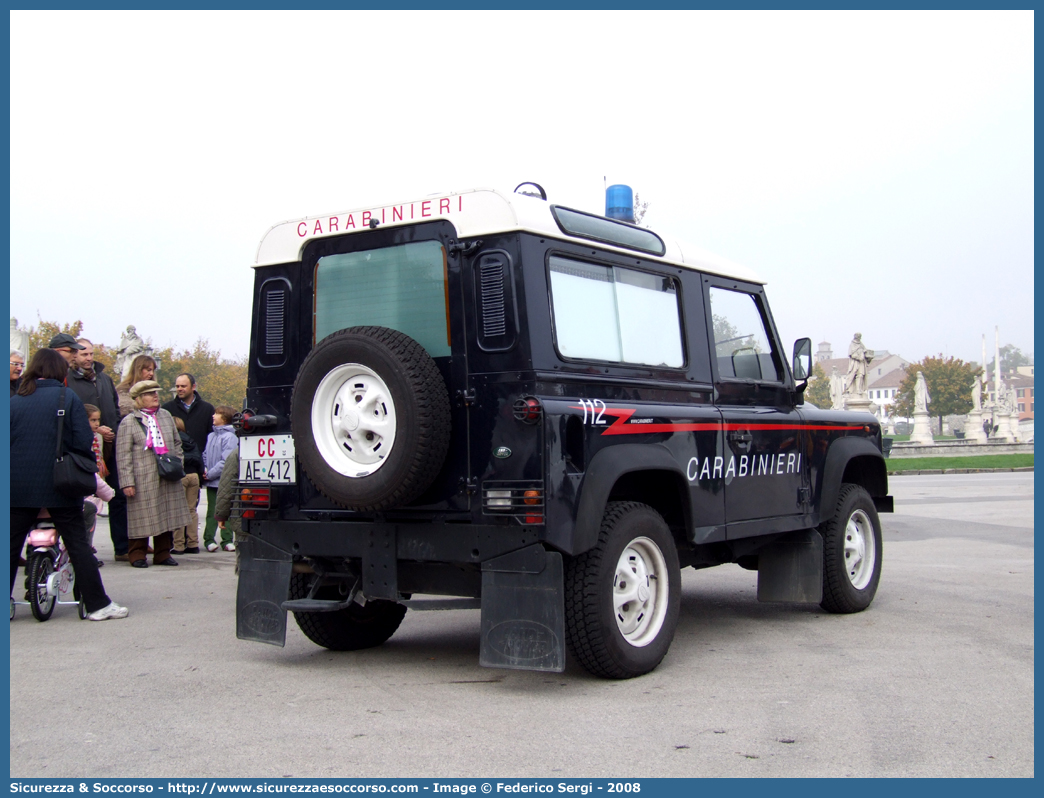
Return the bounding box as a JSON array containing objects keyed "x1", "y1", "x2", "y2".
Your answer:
[{"x1": 12, "y1": 521, "x2": 85, "y2": 622}]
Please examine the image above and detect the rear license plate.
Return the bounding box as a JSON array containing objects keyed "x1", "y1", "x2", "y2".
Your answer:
[{"x1": 239, "y1": 435, "x2": 296, "y2": 484}]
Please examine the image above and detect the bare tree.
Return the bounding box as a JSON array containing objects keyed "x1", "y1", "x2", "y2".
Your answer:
[{"x1": 633, "y1": 193, "x2": 650, "y2": 226}]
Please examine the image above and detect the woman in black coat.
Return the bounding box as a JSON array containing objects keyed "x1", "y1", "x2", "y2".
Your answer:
[{"x1": 9, "y1": 349, "x2": 128, "y2": 621}]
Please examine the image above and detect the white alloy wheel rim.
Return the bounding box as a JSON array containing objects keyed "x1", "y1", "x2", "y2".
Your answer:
[
  {"x1": 844, "y1": 508, "x2": 876, "y2": 590},
  {"x1": 613, "y1": 536, "x2": 670, "y2": 647},
  {"x1": 311, "y1": 364, "x2": 397, "y2": 477}
]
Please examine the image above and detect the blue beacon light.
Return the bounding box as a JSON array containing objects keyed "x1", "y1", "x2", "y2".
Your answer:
[{"x1": 605, "y1": 184, "x2": 635, "y2": 223}]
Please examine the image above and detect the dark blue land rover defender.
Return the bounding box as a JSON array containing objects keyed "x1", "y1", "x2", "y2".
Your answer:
[{"x1": 235, "y1": 183, "x2": 892, "y2": 678}]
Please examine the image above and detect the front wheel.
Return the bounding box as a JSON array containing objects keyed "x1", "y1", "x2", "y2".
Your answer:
[
  {"x1": 288, "y1": 573, "x2": 407, "y2": 651},
  {"x1": 819, "y1": 483, "x2": 883, "y2": 613},
  {"x1": 28, "y1": 553, "x2": 56, "y2": 622},
  {"x1": 565, "y1": 502, "x2": 681, "y2": 679}
]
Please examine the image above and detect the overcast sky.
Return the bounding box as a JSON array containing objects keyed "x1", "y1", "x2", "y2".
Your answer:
[{"x1": 9, "y1": 10, "x2": 1034, "y2": 373}]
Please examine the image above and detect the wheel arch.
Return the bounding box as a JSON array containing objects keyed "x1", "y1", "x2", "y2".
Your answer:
[
  {"x1": 816, "y1": 437, "x2": 888, "y2": 525},
  {"x1": 571, "y1": 444, "x2": 692, "y2": 556}
]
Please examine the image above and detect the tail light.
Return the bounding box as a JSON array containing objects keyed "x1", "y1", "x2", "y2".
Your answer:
[
  {"x1": 523, "y1": 489, "x2": 543, "y2": 525},
  {"x1": 512, "y1": 397, "x2": 542, "y2": 424},
  {"x1": 482, "y1": 481, "x2": 544, "y2": 525},
  {"x1": 240, "y1": 487, "x2": 270, "y2": 506}
]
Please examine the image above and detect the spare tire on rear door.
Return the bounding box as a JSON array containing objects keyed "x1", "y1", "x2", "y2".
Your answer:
[{"x1": 291, "y1": 326, "x2": 451, "y2": 511}]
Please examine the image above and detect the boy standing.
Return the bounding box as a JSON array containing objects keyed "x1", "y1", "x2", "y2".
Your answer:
[{"x1": 202, "y1": 406, "x2": 238, "y2": 552}]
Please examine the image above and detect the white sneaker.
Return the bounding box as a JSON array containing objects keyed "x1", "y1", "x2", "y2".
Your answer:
[
  {"x1": 87, "y1": 601, "x2": 129, "y2": 621},
  {"x1": 206, "y1": 542, "x2": 219, "y2": 552},
  {"x1": 224, "y1": 543, "x2": 236, "y2": 552}
]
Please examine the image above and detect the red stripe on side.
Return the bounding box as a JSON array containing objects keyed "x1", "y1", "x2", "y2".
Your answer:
[{"x1": 568, "y1": 406, "x2": 865, "y2": 435}]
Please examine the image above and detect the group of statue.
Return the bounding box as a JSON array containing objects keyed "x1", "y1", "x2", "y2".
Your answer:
[
  {"x1": 831, "y1": 332, "x2": 963, "y2": 418},
  {"x1": 10, "y1": 319, "x2": 151, "y2": 381}
]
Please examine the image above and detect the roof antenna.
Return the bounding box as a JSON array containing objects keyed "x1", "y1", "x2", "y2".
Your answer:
[{"x1": 514, "y1": 182, "x2": 547, "y2": 200}]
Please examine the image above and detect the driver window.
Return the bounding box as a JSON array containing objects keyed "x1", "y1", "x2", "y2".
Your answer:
[{"x1": 708, "y1": 287, "x2": 781, "y2": 381}]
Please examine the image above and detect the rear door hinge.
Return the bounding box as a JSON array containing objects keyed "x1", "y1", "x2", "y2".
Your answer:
[
  {"x1": 448, "y1": 240, "x2": 482, "y2": 257},
  {"x1": 460, "y1": 476, "x2": 478, "y2": 495},
  {"x1": 456, "y1": 388, "x2": 476, "y2": 407},
  {"x1": 798, "y1": 487, "x2": 811, "y2": 506}
]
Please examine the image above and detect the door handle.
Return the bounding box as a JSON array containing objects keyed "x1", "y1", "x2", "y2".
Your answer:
[{"x1": 728, "y1": 430, "x2": 753, "y2": 447}]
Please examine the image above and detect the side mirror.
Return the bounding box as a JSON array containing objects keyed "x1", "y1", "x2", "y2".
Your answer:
[{"x1": 792, "y1": 337, "x2": 812, "y2": 381}]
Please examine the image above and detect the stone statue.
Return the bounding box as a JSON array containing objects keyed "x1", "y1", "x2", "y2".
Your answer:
[
  {"x1": 1004, "y1": 384, "x2": 1018, "y2": 415},
  {"x1": 115, "y1": 324, "x2": 146, "y2": 380},
  {"x1": 971, "y1": 378, "x2": 982, "y2": 412},
  {"x1": 844, "y1": 333, "x2": 874, "y2": 396},
  {"x1": 914, "y1": 371, "x2": 931, "y2": 413},
  {"x1": 9, "y1": 317, "x2": 29, "y2": 359},
  {"x1": 829, "y1": 366, "x2": 844, "y2": 410}
]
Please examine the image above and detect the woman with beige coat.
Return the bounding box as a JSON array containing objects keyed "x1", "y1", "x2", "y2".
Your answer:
[{"x1": 116, "y1": 380, "x2": 192, "y2": 568}]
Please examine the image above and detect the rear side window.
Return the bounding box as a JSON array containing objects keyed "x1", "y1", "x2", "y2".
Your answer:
[
  {"x1": 708, "y1": 286, "x2": 781, "y2": 381},
  {"x1": 548, "y1": 256, "x2": 684, "y2": 368},
  {"x1": 314, "y1": 241, "x2": 450, "y2": 357}
]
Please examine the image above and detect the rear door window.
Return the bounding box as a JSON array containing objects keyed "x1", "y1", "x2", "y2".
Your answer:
[{"x1": 314, "y1": 241, "x2": 450, "y2": 357}]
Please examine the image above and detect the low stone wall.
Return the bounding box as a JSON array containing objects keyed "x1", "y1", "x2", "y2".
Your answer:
[{"x1": 888, "y1": 440, "x2": 1034, "y2": 459}]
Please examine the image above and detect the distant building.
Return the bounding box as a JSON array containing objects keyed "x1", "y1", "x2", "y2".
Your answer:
[{"x1": 867, "y1": 366, "x2": 907, "y2": 420}]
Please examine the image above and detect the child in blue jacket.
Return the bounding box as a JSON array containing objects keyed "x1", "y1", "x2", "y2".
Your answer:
[{"x1": 202, "y1": 406, "x2": 238, "y2": 552}]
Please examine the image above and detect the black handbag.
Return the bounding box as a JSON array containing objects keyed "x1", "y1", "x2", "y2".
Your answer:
[
  {"x1": 53, "y1": 387, "x2": 99, "y2": 498},
  {"x1": 137, "y1": 416, "x2": 185, "y2": 482},
  {"x1": 155, "y1": 451, "x2": 186, "y2": 482}
]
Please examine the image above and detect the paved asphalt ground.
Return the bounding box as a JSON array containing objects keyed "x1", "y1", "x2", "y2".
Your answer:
[{"x1": 9, "y1": 472, "x2": 1034, "y2": 778}]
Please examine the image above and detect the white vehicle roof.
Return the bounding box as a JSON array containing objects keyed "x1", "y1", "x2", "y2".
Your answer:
[{"x1": 254, "y1": 188, "x2": 764, "y2": 284}]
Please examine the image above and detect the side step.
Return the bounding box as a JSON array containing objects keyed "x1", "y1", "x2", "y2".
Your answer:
[
  {"x1": 282, "y1": 598, "x2": 352, "y2": 613},
  {"x1": 403, "y1": 598, "x2": 481, "y2": 611},
  {"x1": 283, "y1": 597, "x2": 483, "y2": 613}
]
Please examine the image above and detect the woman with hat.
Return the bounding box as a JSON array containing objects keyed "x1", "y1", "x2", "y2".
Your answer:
[{"x1": 116, "y1": 380, "x2": 192, "y2": 568}]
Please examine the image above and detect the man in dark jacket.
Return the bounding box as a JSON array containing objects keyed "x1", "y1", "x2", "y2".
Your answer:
[
  {"x1": 10, "y1": 350, "x2": 24, "y2": 396},
  {"x1": 163, "y1": 373, "x2": 214, "y2": 544},
  {"x1": 68, "y1": 338, "x2": 130, "y2": 560},
  {"x1": 163, "y1": 373, "x2": 215, "y2": 459}
]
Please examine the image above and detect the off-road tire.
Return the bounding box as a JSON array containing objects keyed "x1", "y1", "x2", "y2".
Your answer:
[
  {"x1": 819, "y1": 483, "x2": 883, "y2": 613},
  {"x1": 565, "y1": 501, "x2": 681, "y2": 679},
  {"x1": 291, "y1": 326, "x2": 451, "y2": 511},
  {"x1": 288, "y1": 572, "x2": 407, "y2": 651}
]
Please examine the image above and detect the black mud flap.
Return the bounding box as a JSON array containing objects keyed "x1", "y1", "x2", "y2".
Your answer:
[
  {"x1": 236, "y1": 534, "x2": 293, "y2": 646},
  {"x1": 480, "y1": 544, "x2": 565, "y2": 673},
  {"x1": 757, "y1": 529, "x2": 824, "y2": 604}
]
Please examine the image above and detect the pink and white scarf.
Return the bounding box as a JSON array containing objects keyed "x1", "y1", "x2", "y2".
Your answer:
[{"x1": 139, "y1": 407, "x2": 169, "y2": 455}]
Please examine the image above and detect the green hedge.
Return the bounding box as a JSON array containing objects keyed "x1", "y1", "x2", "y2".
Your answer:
[{"x1": 887, "y1": 454, "x2": 1033, "y2": 472}]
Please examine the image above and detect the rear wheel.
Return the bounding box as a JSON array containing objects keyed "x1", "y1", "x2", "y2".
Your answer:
[
  {"x1": 288, "y1": 572, "x2": 407, "y2": 651},
  {"x1": 819, "y1": 483, "x2": 883, "y2": 613},
  {"x1": 28, "y1": 553, "x2": 56, "y2": 622},
  {"x1": 565, "y1": 502, "x2": 681, "y2": 679}
]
